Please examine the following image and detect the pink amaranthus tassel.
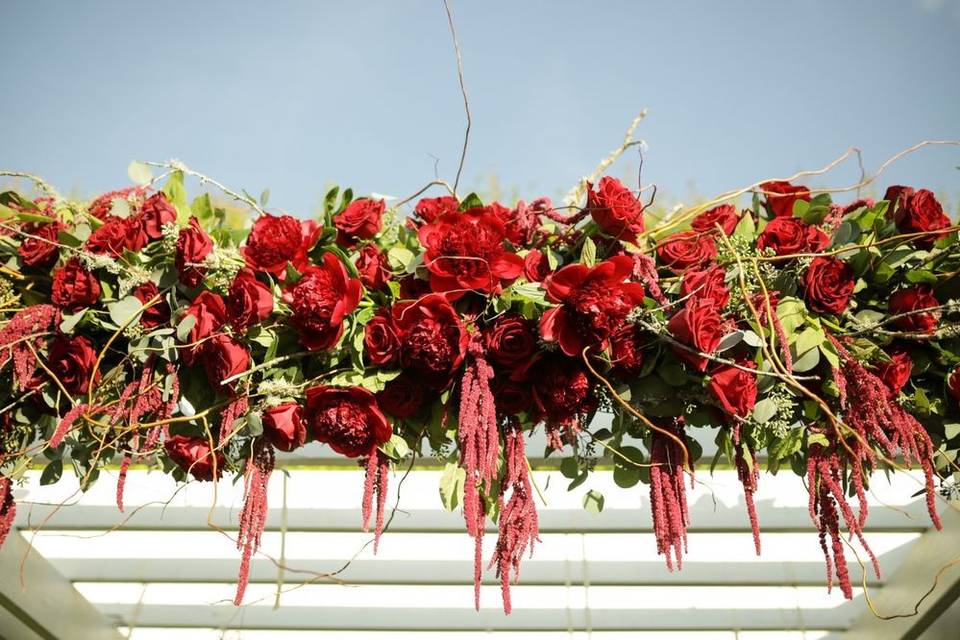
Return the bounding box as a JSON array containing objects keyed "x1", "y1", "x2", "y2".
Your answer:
[
  {"x1": 234, "y1": 442, "x2": 275, "y2": 605},
  {"x1": 0, "y1": 476, "x2": 15, "y2": 549},
  {"x1": 361, "y1": 448, "x2": 390, "y2": 552},
  {"x1": 649, "y1": 419, "x2": 691, "y2": 571}
]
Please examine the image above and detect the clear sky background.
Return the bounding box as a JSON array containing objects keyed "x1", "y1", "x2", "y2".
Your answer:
[{"x1": 2, "y1": 0, "x2": 959, "y2": 215}]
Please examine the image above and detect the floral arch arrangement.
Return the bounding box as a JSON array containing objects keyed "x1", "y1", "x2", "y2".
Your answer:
[{"x1": 0, "y1": 152, "x2": 958, "y2": 614}]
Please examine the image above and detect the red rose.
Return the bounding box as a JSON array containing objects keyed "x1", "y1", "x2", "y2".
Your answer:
[
  {"x1": 708, "y1": 360, "x2": 758, "y2": 417},
  {"x1": 667, "y1": 298, "x2": 724, "y2": 371},
  {"x1": 656, "y1": 231, "x2": 718, "y2": 272},
  {"x1": 884, "y1": 185, "x2": 915, "y2": 221},
  {"x1": 418, "y1": 209, "x2": 524, "y2": 297},
  {"x1": 392, "y1": 293, "x2": 468, "y2": 389},
  {"x1": 587, "y1": 176, "x2": 644, "y2": 241},
  {"x1": 86, "y1": 216, "x2": 148, "y2": 256},
  {"x1": 484, "y1": 314, "x2": 535, "y2": 367},
  {"x1": 530, "y1": 356, "x2": 597, "y2": 426},
  {"x1": 47, "y1": 334, "x2": 97, "y2": 395},
  {"x1": 610, "y1": 323, "x2": 646, "y2": 376},
  {"x1": 175, "y1": 217, "x2": 213, "y2": 288},
  {"x1": 226, "y1": 269, "x2": 273, "y2": 331},
  {"x1": 243, "y1": 213, "x2": 320, "y2": 277},
  {"x1": 803, "y1": 256, "x2": 854, "y2": 315},
  {"x1": 88, "y1": 187, "x2": 143, "y2": 220},
  {"x1": 304, "y1": 385, "x2": 392, "y2": 458},
  {"x1": 262, "y1": 403, "x2": 306, "y2": 452},
  {"x1": 691, "y1": 204, "x2": 740, "y2": 235},
  {"x1": 132, "y1": 282, "x2": 171, "y2": 328},
  {"x1": 51, "y1": 258, "x2": 101, "y2": 311},
  {"x1": 354, "y1": 244, "x2": 392, "y2": 292},
  {"x1": 761, "y1": 180, "x2": 811, "y2": 218},
  {"x1": 334, "y1": 198, "x2": 384, "y2": 246},
  {"x1": 889, "y1": 285, "x2": 939, "y2": 334},
  {"x1": 875, "y1": 347, "x2": 912, "y2": 396},
  {"x1": 948, "y1": 368, "x2": 960, "y2": 403},
  {"x1": 376, "y1": 373, "x2": 424, "y2": 418},
  {"x1": 203, "y1": 333, "x2": 250, "y2": 394},
  {"x1": 364, "y1": 310, "x2": 401, "y2": 367},
  {"x1": 287, "y1": 252, "x2": 363, "y2": 351},
  {"x1": 756, "y1": 217, "x2": 829, "y2": 257},
  {"x1": 164, "y1": 434, "x2": 224, "y2": 481},
  {"x1": 681, "y1": 265, "x2": 729, "y2": 310},
  {"x1": 523, "y1": 249, "x2": 550, "y2": 283},
  {"x1": 539, "y1": 256, "x2": 645, "y2": 357},
  {"x1": 894, "y1": 189, "x2": 951, "y2": 247},
  {"x1": 182, "y1": 290, "x2": 227, "y2": 364},
  {"x1": 138, "y1": 192, "x2": 177, "y2": 240},
  {"x1": 413, "y1": 196, "x2": 459, "y2": 226},
  {"x1": 493, "y1": 379, "x2": 532, "y2": 416},
  {"x1": 18, "y1": 221, "x2": 63, "y2": 269}
]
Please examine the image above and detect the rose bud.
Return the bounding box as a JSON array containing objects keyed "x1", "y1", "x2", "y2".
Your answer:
[
  {"x1": 133, "y1": 281, "x2": 171, "y2": 328},
  {"x1": 875, "y1": 347, "x2": 912, "y2": 396},
  {"x1": 889, "y1": 285, "x2": 940, "y2": 335},
  {"x1": 334, "y1": 198, "x2": 385, "y2": 246},
  {"x1": 484, "y1": 314, "x2": 536, "y2": 368},
  {"x1": 760, "y1": 180, "x2": 811, "y2": 218}
]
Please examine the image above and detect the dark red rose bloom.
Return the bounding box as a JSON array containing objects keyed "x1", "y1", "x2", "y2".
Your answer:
[
  {"x1": 132, "y1": 282, "x2": 171, "y2": 328},
  {"x1": 530, "y1": 356, "x2": 597, "y2": 426},
  {"x1": 708, "y1": 360, "x2": 758, "y2": 417},
  {"x1": 889, "y1": 285, "x2": 940, "y2": 334},
  {"x1": 182, "y1": 290, "x2": 227, "y2": 364},
  {"x1": 175, "y1": 216, "x2": 213, "y2": 288},
  {"x1": 304, "y1": 385, "x2": 392, "y2": 458},
  {"x1": 523, "y1": 249, "x2": 550, "y2": 283},
  {"x1": 364, "y1": 310, "x2": 401, "y2": 367},
  {"x1": 875, "y1": 347, "x2": 912, "y2": 396},
  {"x1": 47, "y1": 334, "x2": 97, "y2": 395},
  {"x1": 948, "y1": 368, "x2": 960, "y2": 403},
  {"x1": 243, "y1": 213, "x2": 321, "y2": 277},
  {"x1": 418, "y1": 209, "x2": 524, "y2": 298},
  {"x1": 485, "y1": 314, "x2": 536, "y2": 367},
  {"x1": 334, "y1": 198, "x2": 384, "y2": 246},
  {"x1": 51, "y1": 258, "x2": 101, "y2": 311},
  {"x1": 681, "y1": 265, "x2": 729, "y2": 310},
  {"x1": 18, "y1": 221, "x2": 63, "y2": 269},
  {"x1": 138, "y1": 192, "x2": 177, "y2": 240},
  {"x1": 493, "y1": 379, "x2": 532, "y2": 416},
  {"x1": 262, "y1": 402, "x2": 306, "y2": 452},
  {"x1": 392, "y1": 293, "x2": 468, "y2": 389},
  {"x1": 413, "y1": 196, "x2": 459, "y2": 226},
  {"x1": 667, "y1": 298, "x2": 724, "y2": 371},
  {"x1": 539, "y1": 256, "x2": 645, "y2": 357},
  {"x1": 761, "y1": 180, "x2": 811, "y2": 218},
  {"x1": 354, "y1": 244, "x2": 392, "y2": 292},
  {"x1": 398, "y1": 274, "x2": 431, "y2": 299},
  {"x1": 691, "y1": 204, "x2": 740, "y2": 235},
  {"x1": 884, "y1": 185, "x2": 915, "y2": 221},
  {"x1": 376, "y1": 373, "x2": 424, "y2": 418},
  {"x1": 756, "y1": 217, "x2": 829, "y2": 257},
  {"x1": 610, "y1": 323, "x2": 646, "y2": 376},
  {"x1": 226, "y1": 269, "x2": 273, "y2": 330},
  {"x1": 656, "y1": 231, "x2": 718, "y2": 273},
  {"x1": 88, "y1": 186, "x2": 144, "y2": 220},
  {"x1": 587, "y1": 176, "x2": 644, "y2": 242},
  {"x1": 286, "y1": 252, "x2": 362, "y2": 351},
  {"x1": 893, "y1": 189, "x2": 951, "y2": 247},
  {"x1": 803, "y1": 256, "x2": 854, "y2": 315},
  {"x1": 203, "y1": 333, "x2": 250, "y2": 394},
  {"x1": 164, "y1": 434, "x2": 224, "y2": 481},
  {"x1": 86, "y1": 216, "x2": 148, "y2": 256}
]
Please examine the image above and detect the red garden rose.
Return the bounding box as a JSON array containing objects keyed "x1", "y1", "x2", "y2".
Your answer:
[
  {"x1": 287, "y1": 252, "x2": 363, "y2": 351},
  {"x1": 484, "y1": 314, "x2": 536, "y2": 367},
  {"x1": 708, "y1": 360, "x2": 758, "y2": 417},
  {"x1": 493, "y1": 379, "x2": 533, "y2": 416},
  {"x1": 175, "y1": 216, "x2": 213, "y2": 288},
  {"x1": 262, "y1": 402, "x2": 306, "y2": 452},
  {"x1": 47, "y1": 334, "x2": 97, "y2": 395},
  {"x1": 226, "y1": 269, "x2": 274, "y2": 331},
  {"x1": 182, "y1": 290, "x2": 227, "y2": 364},
  {"x1": 756, "y1": 217, "x2": 829, "y2": 257},
  {"x1": 761, "y1": 180, "x2": 811, "y2": 218},
  {"x1": 87, "y1": 186, "x2": 143, "y2": 220},
  {"x1": 530, "y1": 356, "x2": 597, "y2": 426},
  {"x1": 334, "y1": 198, "x2": 384, "y2": 246},
  {"x1": 586, "y1": 176, "x2": 644, "y2": 241},
  {"x1": 803, "y1": 256, "x2": 854, "y2": 315},
  {"x1": 889, "y1": 285, "x2": 940, "y2": 334},
  {"x1": 691, "y1": 204, "x2": 740, "y2": 235},
  {"x1": 392, "y1": 293, "x2": 468, "y2": 389},
  {"x1": 376, "y1": 373, "x2": 424, "y2": 418},
  {"x1": 413, "y1": 196, "x2": 459, "y2": 226},
  {"x1": 51, "y1": 258, "x2": 101, "y2": 311},
  {"x1": 948, "y1": 368, "x2": 960, "y2": 403},
  {"x1": 681, "y1": 265, "x2": 729, "y2": 310},
  {"x1": 884, "y1": 185, "x2": 914, "y2": 221},
  {"x1": 304, "y1": 385, "x2": 392, "y2": 458},
  {"x1": 667, "y1": 298, "x2": 724, "y2": 371},
  {"x1": 539, "y1": 256, "x2": 645, "y2": 357},
  {"x1": 138, "y1": 192, "x2": 177, "y2": 240},
  {"x1": 893, "y1": 189, "x2": 951, "y2": 247},
  {"x1": 418, "y1": 208, "x2": 524, "y2": 297},
  {"x1": 610, "y1": 323, "x2": 646, "y2": 376},
  {"x1": 132, "y1": 281, "x2": 171, "y2": 328},
  {"x1": 243, "y1": 213, "x2": 320, "y2": 277},
  {"x1": 364, "y1": 310, "x2": 401, "y2": 367},
  {"x1": 876, "y1": 347, "x2": 912, "y2": 396},
  {"x1": 355, "y1": 244, "x2": 392, "y2": 292},
  {"x1": 18, "y1": 221, "x2": 63, "y2": 269},
  {"x1": 85, "y1": 216, "x2": 145, "y2": 256},
  {"x1": 656, "y1": 231, "x2": 718, "y2": 272},
  {"x1": 164, "y1": 434, "x2": 224, "y2": 482},
  {"x1": 523, "y1": 249, "x2": 550, "y2": 283},
  {"x1": 203, "y1": 333, "x2": 250, "y2": 394}
]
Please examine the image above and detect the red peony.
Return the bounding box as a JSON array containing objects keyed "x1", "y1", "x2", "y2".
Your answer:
[
  {"x1": 243, "y1": 213, "x2": 320, "y2": 277},
  {"x1": 539, "y1": 256, "x2": 645, "y2": 357},
  {"x1": 530, "y1": 356, "x2": 597, "y2": 426},
  {"x1": 708, "y1": 360, "x2": 758, "y2": 417},
  {"x1": 164, "y1": 434, "x2": 224, "y2": 481},
  {"x1": 364, "y1": 310, "x2": 401, "y2": 367},
  {"x1": 376, "y1": 373, "x2": 424, "y2": 418},
  {"x1": 875, "y1": 347, "x2": 912, "y2": 396},
  {"x1": 334, "y1": 198, "x2": 384, "y2": 246},
  {"x1": 681, "y1": 265, "x2": 729, "y2": 310},
  {"x1": 586, "y1": 176, "x2": 644, "y2": 241},
  {"x1": 138, "y1": 192, "x2": 177, "y2": 240},
  {"x1": 287, "y1": 252, "x2": 362, "y2": 351},
  {"x1": 523, "y1": 249, "x2": 550, "y2": 283},
  {"x1": 262, "y1": 402, "x2": 306, "y2": 452},
  {"x1": 610, "y1": 323, "x2": 647, "y2": 376},
  {"x1": 47, "y1": 334, "x2": 97, "y2": 395},
  {"x1": 803, "y1": 256, "x2": 854, "y2": 315},
  {"x1": 18, "y1": 221, "x2": 63, "y2": 269},
  {"x1": 182, "y1": 290, "x2": 227, "y2": 364},
  {"x1": 691, "y1": 204, "x2": 740, "y2": 235},
  {"x1": 656, "y1": 231, "x2": 718, "y2": 272},
  {"x1": 51, "y1": 258, "x2": 101, "y2": 311},
  {"x1": 226, "y1": 269, "x2": 274, "y2": 330},
  {"x1": 484, "y1": 314, "x2": 536, "y2": 368},
  {"x1": 893, "y1": 189, "x2": 951, "y2": 247},
  {"x1": 667, "y1": 298, "x2": 724, "y2": 371},
  {"x1": 392, "y1": 293, "x2": 468, "y2": 389},
  {"x1": 175, "y1": 217, "x2": 213, "y2": 288},
  {"x1": 756, "y1": 217, "x2": 829, "y2": 257},
  {"x1": 761, "y1": 180, "x2": 811, "y2": 218},
  {"x1": 413, "y1": 196, "x2": 459, "y2": 226},
  {"x1": 304, "y1": 385, "x2": 392, "y2": 458},
  {"x1": 354, "y1": 244, "x2": 392, "y2": 292},
  {"x1": 889, "y1": 285, "x2": 940, "y2": 335},
  {"x1": 132, "y1": 282, "x2": 170, "y2": 328}
]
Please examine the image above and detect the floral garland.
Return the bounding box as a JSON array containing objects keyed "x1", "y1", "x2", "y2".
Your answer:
[{"x1": 0, "y1": 164, "x2": 958, "y2": 613}]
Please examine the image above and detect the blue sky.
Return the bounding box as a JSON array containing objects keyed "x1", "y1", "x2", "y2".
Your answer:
[{"x1": 1, "y1": 0, "x2": 958, "y2": 215}]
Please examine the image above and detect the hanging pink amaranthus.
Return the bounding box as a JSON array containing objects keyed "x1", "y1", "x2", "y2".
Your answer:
[
  {"x1": 0, "y1": 476, "x2": 15, "y2": 550},
  {"x1": 361, "y1": 448, "x2": 390, "y2": 552},
  {"x1": 0, "y1": 305, "x2": 60, "y2": 391},
  {"x1": 733, "y1": 425, "x2": 761, "y2": 555},
  {"x1": 649, "y1": 419, "x2": 691, "y2": 571},
  {"x1": 234, "y1": 442, "x2": 275, "y2": 605}
]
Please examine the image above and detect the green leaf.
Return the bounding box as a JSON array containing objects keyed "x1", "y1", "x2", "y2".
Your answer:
[
  {"x1": 175, "y1": 314, "x2": 197, "y2": 342},
  {"x1": 59, "y1": 310, "x2": 86, "y2": 334},
  {"x1": 580, "y1": 237, "x2": 597, "y2": 267},
  {"x1": 906, "y1": 270, "x2": 938, "y2": 285},
  {"x1": 381, "y1": 434, "x2": 410, "y2": 461},
  {"x1": 40, "y1": 459, "x2": 63, "y2": 485},
  {"x1": 439, "y1": 462, "x2": 466, "y2": 511},
  {"x1": 387, "y1": 247, "x2": 415, "y2": 272},
  {"x1": 162, "y1": 171, "x2": 191, "y2": 223},
  {"x1": 560, "y1": 457, "x2": 579, "y2": 479},
  {"x1": 732, "y1": 212, "x2": 756, "y2": 241},
  {"x1": 792, "y1": 347, "x2": 821, "y2": 373},
  {"x1": 583, "y1": 489, "x2": 605, "y2": 514},
  {"x1": 191, "y1": 193, "x2": 214, "y2": 221},
  {"x1": 458, "y1": 193, "x2": 483, "y2": 211},
  {"x1": 259, "y1": 189, "x2": 270, "y2": 208},
  {"x1": 769, "y1": 427, "x2": 804, "y2": 460},
  {"x1": 752, "y1": 397, "x2": 779, "y2": 424},
  {"x1": 127, "y1": 161, "x2": 154, "y2": 186},
  {"x1": 246, "y1": 412, "x2": 263, "y2": 437},
  {"x1": 944, "y1": 423, "x2": 960, "y2": 440},
  {"x1": 108, "y1": 296, "x2": 144, "y2": 328}
]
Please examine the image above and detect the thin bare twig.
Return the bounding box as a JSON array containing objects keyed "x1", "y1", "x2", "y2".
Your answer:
[{"x1": 442, "y1": 0, "x2": 470, "y2": 197}]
